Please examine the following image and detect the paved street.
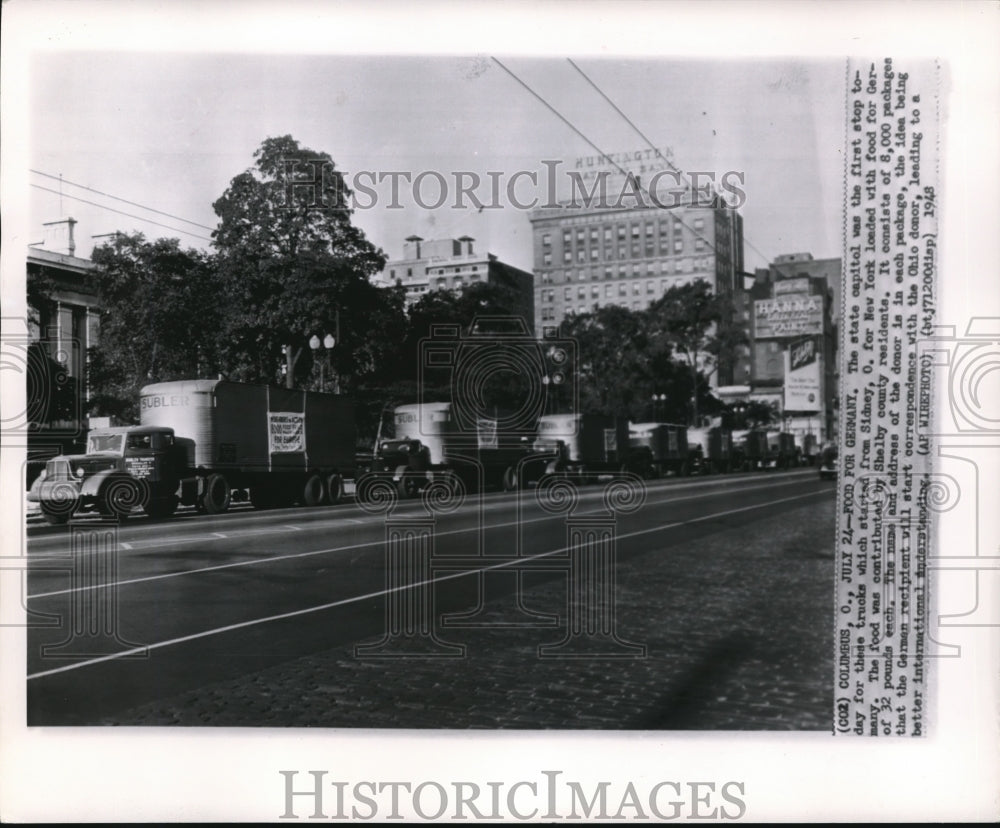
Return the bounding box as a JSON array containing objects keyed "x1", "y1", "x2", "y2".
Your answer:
[{"x1": 24, "y1": 468, "x2": 835, "y2": 729}]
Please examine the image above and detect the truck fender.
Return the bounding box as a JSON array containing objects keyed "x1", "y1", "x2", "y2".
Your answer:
[
  {"x1": 79, "y1": 469, "x2": 125, "y2": 499},
  {"x1": 392, "y1": 464, "x2": 409, "y2": 482},
  {"x1": 30, "y1": 477, "x2": 83, "y2": 504}
]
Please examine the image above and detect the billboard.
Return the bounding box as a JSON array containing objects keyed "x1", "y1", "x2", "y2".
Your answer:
[
  {"x1": 773, "y1": 277, "x2": 811, "y2": 296},
  {"x1": 783, "y1": 337, "x2": 822, "y2": 413},
  {"x1": 754, "y1": 295, "x2": 823, "y2": 338}
]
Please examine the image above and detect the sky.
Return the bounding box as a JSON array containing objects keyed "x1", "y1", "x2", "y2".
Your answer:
[{"x1": 28, "y1": 53, "x2": 846, "y2": 271}]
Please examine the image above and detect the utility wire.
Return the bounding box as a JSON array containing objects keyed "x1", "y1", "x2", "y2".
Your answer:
[
  {"x1": 491, "y1": 57, "x2": 729, "y2": 262},
  {"x1": 30, "y1": 184, "x2": 213, "y2": 243},
  {"x1": 30, "y1": 169, "x2": 215, "y2": 231},
  {"x1": 565, "y1": 57, "x2": 772, "y2": 268}
]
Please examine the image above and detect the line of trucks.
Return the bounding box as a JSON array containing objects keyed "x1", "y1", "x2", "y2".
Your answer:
[{"x1": 28, "y1": 379, "x2": 821, "y2": 525}]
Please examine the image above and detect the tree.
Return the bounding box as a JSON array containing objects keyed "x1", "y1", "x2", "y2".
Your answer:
[
  {"x1": 559, "y1": 305, "x2": 695, "y2": 422},
  {"x1": 88, "y1": 233, "x2": 221, "y2": 422},
  {"x1": 211, "y1": 135, "x2": 395, "y2": 390},
  {"x1": 646, "y1": 279, "x2": 747, "y2": 425}
]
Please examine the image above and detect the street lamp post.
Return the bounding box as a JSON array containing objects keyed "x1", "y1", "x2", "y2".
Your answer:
[
  {"x1": 309, "y1": 332, "x2": 337, "y2": 392},
  {"x1": 652, "y1": 392, "x2": 666, "y2": 422}
]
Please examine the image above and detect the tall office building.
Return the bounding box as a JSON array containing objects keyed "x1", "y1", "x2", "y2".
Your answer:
[{"x1": 528, "y1": 186, "x2": 744, "y2": 385}]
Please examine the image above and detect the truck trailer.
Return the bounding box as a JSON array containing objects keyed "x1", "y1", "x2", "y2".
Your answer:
[
  {"x1": 686, "y1": 426, "x2": 734, "y2": 474},
  {"x1": 529, "y1": 412, "x2": 644, "y2": 483},
  {"x1": 28, "y1": 380, "x2": 357, "y2": 522},
  {"x1": 363, "y1": 401, "x2": 535, "y2": 497},
  {"x1": 628, "y1": 422, "x2": 690, "y2": 477}
]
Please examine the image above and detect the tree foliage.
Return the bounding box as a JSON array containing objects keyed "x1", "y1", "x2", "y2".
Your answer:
[
  {"x1": 559, "y1": 305, "x2": 698, "y2": 422},
  {"x1": 88, "y1": 233, "x2": 220, "y2": 421},
  {"x1": 212, "y1": 135, "x2": 394, "y2": 389}
]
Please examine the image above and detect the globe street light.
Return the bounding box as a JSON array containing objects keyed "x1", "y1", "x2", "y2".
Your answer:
[
  {"x1": 652, "y1": 392, "x2": 666, "y2": 421},
  {"x1": 309, "y1": 333, "x2": 337, "y2": 392}
]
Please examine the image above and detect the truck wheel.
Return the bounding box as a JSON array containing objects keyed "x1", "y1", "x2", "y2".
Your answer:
[
  {"x1": 40, "y1": 504, "x2": 73, "y2": 525},
  {"x1": 302, "y1": 474, "x2": 325, "y2": 507},
  {"x1": 397, "y1": 474, "x2": 420, "y2": 499},
  {"x1": 145, "y1": 496, "x2": 177, "y2": 519},
  {"x1": 326, "y1": 474, "x2": 344, "y2": 505},
  {"x1": 201, "y1": 473, "x2": 231, "y2": 514},
  {"x1": 99, "y1": 478, "x2": 139, "y2": 522},
  {"x1": 502, "y1": 466, "x2": 520, "y2": 492}
]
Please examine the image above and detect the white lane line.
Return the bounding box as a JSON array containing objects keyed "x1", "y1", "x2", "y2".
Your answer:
[
  {"x1": 26, "y1": 488, "x2": 827, "y2": 681},
  {"x1": 26, "y1": 477, "x2": 825, "y2": 600},
  {"x1": 120, "y1": 543, "x2": 133, "y2": 550},
  {"x1": 211, "y1": 532, "x2": 228, "y2": 539},
  {"x1": 284, "y1": 525, "x2": 302, "y2": 532}
]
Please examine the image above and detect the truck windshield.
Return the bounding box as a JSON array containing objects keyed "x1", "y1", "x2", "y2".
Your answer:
[{"x1": 87, "y1": 433, "x2": 125, "y2": 454}]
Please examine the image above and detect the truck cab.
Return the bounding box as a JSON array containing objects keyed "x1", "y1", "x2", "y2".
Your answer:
[{"x1": 28, "y1": 426, "x2": 192, "y2": 523}]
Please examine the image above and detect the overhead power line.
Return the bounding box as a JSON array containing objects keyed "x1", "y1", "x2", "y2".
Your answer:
[
  {"x1": 490, "y1": 57, "x2": 729, "y2": 262},
  {"x1": 30, "y1": 184, "x2": 213, "y2": 243},
  {"x1": 565, "y1": 58, "x2": 772, "y2": 268},
  {"x1": 30, "y1": 169, "x2": 215, "y2": 232}
]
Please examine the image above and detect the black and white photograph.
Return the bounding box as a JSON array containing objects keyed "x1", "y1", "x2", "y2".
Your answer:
[{"x1": 1, "y1": 1, "x2": 997, "y2": 823}]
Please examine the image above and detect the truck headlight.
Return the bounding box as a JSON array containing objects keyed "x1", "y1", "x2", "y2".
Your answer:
[
  {"x1": 74, "y1": 467, "x2": 85, "y2": 478},
  {"x1": 37, "y1": 469, "x2": 47, "y2": 482}
]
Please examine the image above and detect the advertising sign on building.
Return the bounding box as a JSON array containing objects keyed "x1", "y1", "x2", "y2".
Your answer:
[
  {"x1": 754, "y1": 295, "x2": 824, "y2": 338},
  {"x1": 268, "y1": 412, "x2": 305, "y2": 453},
  {"x1": 773, "y1": 277, "x2": 811, "y2": 296},
  {"x1": 783, "y1": 337, "x2": 822, "y2": 412}
]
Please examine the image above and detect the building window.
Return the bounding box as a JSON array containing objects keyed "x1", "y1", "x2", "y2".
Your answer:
[
  {"x1": 579, "y1": 270, "x2": 587, "y2": 281},
  {"x1": 590, "y1": 228, "x2": 599, "y2": 241},
  {"x1": 577, "y1": 250, "x2": 586, "y2": 263},
  {"x1": 564, "y1": 251, "x2": 572, "y2": 263},
  {"x1": 604, "y1": 227, "x2": 613, "y2": 241},
  {"x1": 645, "y1": 223, "x2": 654, "y2": 236},
  {"x1": 631, "y1": 225, "x2": 640, "y2": 239},
  {"x1": 618, "y1": 284, "x2": 627, "y2": 297},
  {"x1": 590, "y1": 248, "x2": 599, "y2": 261},
  {"x1": 647, "y1": 280, "x2": 655, "y2": 294},
  {"x1": 543, "y1": 253, "x2": 552, "y2": 266},
  {"x1": 578, "y1": 286, "x2": 586, "y2": 299},
  {"x1": 407, "y1": 268, "x2": 413, "y2": 277},
  {"x1": 674, "y1": 239, "x2": 683, "y2": 253},
  {"x1": 618, "y1": 247, "x2": 626, "y2": 259},
  {"x1": 390, "y1": 269, "x2": 395, "y2": 278},
  {"x1": 436, "y1": 278, "x2": 446, "y2": 289},
  {"x1": 605, "y1": 285, "x2": 613, "y2": 297},
  {"x1": 591, "y1": 286, "x2": 600, "y2": 298},
  {"x1": 617, "y1": 225, "x2": 626, "y2": 239},
  {"x1": 695, "y1": 238, "x2": 706, "y2": 252},
  {"x1": 693, "y1": 217, "x2": 705, "y2": 231},
  {"x1": 632, "y1": 283, "x2": 640, "y2": 295},
  {"x1": 542, "y1": 233, "x2": 551, "y2": 246},
  {"x1": 604, "y1": 268, "x2": 613, "y2": 280}
]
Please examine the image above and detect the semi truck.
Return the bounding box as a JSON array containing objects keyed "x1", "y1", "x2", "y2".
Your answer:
[
  {"x1": 528, "y1": 412, "x2": 644, "y2": 484},
  {"x1": 731, "y1": 428, "x2": 770, "y2": 471},
  {"x1": 686, "y1": 425, "x2": 734, "y2": 474},
  {"x1": 628, "y1": 422, "x2": 690, "y2": 478},
  {"x1": 362, "y1": 401, "x2": 535, "y2": 497},
  {"x1": 28, "y1": 379, "x2": 357, "y2": 523},
  {"x1": 763, "y1": 430, "x2": 798, "y2": 469}
]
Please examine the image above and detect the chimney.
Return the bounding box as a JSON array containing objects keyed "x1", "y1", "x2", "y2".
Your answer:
[
  {"x1": 458, "y1": 235, "x2": 475, "y2": 256},
  {"x1": 405, "y1": 234, "x2": 424, "y2": 259},
  {"x1": 42, "y1": 217, "x2": 78, "y2": 256}
]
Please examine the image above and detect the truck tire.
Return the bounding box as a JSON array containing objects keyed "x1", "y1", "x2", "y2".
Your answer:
[
  {"x1": 201, "y1": 473, "x2": 231, "y2": 514},
  {"x1": 145, "y1": 496, "x2": 178, "y2": 519},
  {"x1": 397, "y1": 474, "x2": 420, "y2": 499},
  {"x1": 99, "y1": 478, "x2": 139, "y2": 522},
  {"x1": 40, "y1": 504, "x2": 73, "y2": 525},
  {"x1": 302, "y1": 473, "x2": 325, "y2": 507},
  {"x1": 326, "y1": 473, "x2": 344, "y2": 505},
  {"x1": 502, "y1": 466, "x2": 521, "y2": 492}
]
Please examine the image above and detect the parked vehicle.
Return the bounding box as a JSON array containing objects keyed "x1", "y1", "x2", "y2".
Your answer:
[
  {"x1": 28, "y1": 380, "x2": 357, "y2": 523},
  {"x1": 529, "y1": 412, "x2": 646, "y2": 483},
  {"x1": 628, "y1": 422, "x2": 690, "y2": 478},
  {"x1": 731, "y1": 428, "x2": 769, "y2": 471},
  {"x1": 686, "y1": 426, "x2": 733, "y2": 474},
  {"x1": 763, "y1": 430, "x2": 798, "y2": 469},
  {"x1": 362, "y1": 401, "x2": 535, "y2": 497},
  {"x1": 818, "y1": 442, "x2": 839, "y2": 479}
]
